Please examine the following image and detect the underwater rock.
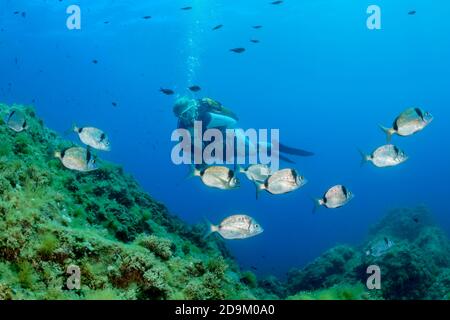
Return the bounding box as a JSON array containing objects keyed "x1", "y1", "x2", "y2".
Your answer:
[
  {"x1": 368, "y1": 206, "x2": 434, "y2": 241},
  {"x1": 258, "y1": 275, "x2": 287, "y2": 299},
  {"x1": 286, "y1": 245, "x2": 362, "y2": 295},
  {"x1": 286, "y1": 206, "x2": 450, "y2": 300},
  {"x1": 0, "y1": 103, "x2": 262, "y2": 300}
]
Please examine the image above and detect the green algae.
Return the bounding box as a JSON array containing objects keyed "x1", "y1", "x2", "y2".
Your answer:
[
  {"x1": 0, "y1": 103, "x2": 262, "y2": 300},
  {"x1": 288, "y1": 283, "x2": 369, "y2": 300}
]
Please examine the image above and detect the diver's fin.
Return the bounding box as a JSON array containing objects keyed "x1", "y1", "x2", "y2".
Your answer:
[
  {"x1": 279, "y1": 154, "x2": 296, "y2": 164},
  {"x1": 379, "y1": 125, "x2": 395, "y2": 143},
  {"x1": 357, "y1": 148, "x2": 370, "y2": 167},
  {"x1": 279, "y1": 143, "x2": 315, "y2": 157}
]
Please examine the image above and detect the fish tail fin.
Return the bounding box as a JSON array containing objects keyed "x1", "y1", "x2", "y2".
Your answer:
[
  {"x1": 357, "y1": 148, "x2": 370, "y2": 167},
  {"x1": 64, "y1": 123, "x2": 78, "y2": 136},
  {"x1": 311, "y1": 197, "x2": 322, "y2": 214},
  {"x1": 54, "y1": 151, "x2": 62, "y2": 159},
  {"x1": 185, "y1": 165, "x2": 200, "y2": 180},
  {"x1": 255, "y1": 182, "x2": 266, "y2": 200},
  {"x1": 237, "y1": 165, "x2": 245, "y2": 174},
  {"x1": 379, "y1": 125, "x2": 395, "y2": 143},
  {"x1": 202, "y1": 217, "x2": 218, "y2": 240}
]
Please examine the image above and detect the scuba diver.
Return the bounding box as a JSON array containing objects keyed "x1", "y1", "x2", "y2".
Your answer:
[{"x1": 173, "y1": 96, "x2": 314, "y2": 166}]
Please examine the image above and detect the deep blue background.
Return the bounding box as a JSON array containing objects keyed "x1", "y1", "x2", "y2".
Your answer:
[{"x1": 1, "y1": 0, "x2": 449, "y2": 277}]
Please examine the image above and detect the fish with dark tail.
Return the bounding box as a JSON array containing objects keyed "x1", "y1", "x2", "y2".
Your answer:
[
  {"x1": 160, "y1": 88, "x2": 175, "y2": 95},
  {"x1": 188, "y1": 85, "x2": 201, "y2": 92},
  {"x1": 230, "y1": 48, "x2": 246, "y2": 53}
]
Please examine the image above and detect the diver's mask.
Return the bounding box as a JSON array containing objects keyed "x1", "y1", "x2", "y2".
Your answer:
[{"x1": 173, "y1": 97, "x2": 199, "y2": 126}]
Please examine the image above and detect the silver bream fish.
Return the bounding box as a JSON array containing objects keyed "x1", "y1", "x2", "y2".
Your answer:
[
  {"x1": 239, "y1": 164, "x2": 272, "y2": 184},
  {"x1": 366, "y1": 237, "x2": 395, "y2": 257},
  {"x1": 380, "y1": 107, "x2": 433, "y2": 142},
  {"x1": 258, "y1": 169, "x2": 307, "y2": 196},
  {"x1": 74, "y1": 126, "x2": 111, "y2": 151},
  {"x1": 5, "y1": 110, "x2": 28, "y2": 132},
  {"x1": 193, "y1": 166, "x2": 240, "y2": 190},
  {"x1": 55, "y1": 147, "x2": 97, "y2": 172},
  {"x1": 359, "y1": 144, "x2": 408, "y2": 168},
  {"x1": 207, "y1": 214, "x2": 263, "y2": 240},
  {"x1": 314, "y1": 185, "x2": 354, "y2": 212}
]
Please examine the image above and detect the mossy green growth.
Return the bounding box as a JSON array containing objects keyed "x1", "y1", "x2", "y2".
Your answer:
[
  {"x1": 38, "y1": 233, "x2": 59, "y2": 258},
  {"x1": 240, "y1": 271, "x2": 258, "y2": 289},
  {"x1": 17, "y1": 261, "x2": 35, "y2": 289},
  {"x1": 0, "y1": 103, "x2": 265, "y2": 300},
  {"x1": 288, "y1": 283, "x2": 369, "y2": 300}
]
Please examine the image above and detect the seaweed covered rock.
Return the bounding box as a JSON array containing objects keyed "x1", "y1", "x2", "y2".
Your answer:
[
  {"x1": 287, "y1": 283, "x2": 370, "y2": 300},
  {"x1": 360, "y1": 206, "x2": 450, "y2": 299},
  {"x1": 0, "y1": 103, "x2": 263, "y2": 300},
  {"x1": 286, "y1": 206, "x2": 450, "y2": 300},
  {"x1": 257, "y1": 276, "x2": 287, "y2": 299},
  {"x1": 286, "y1": 245, "x2": 362, "y2": 295},
  {"x1": 368, "y1": 206, "x2": 435, "y2": 242}
]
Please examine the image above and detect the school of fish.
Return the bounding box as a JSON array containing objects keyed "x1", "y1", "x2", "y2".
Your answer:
[{"x1": 2, "y1": 106, "x2": 432, "y2": 244}]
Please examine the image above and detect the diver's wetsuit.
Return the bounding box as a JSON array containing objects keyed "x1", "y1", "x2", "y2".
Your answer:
[{"x1": 175, "y1": 97, "x2": 314, "y2": 166}]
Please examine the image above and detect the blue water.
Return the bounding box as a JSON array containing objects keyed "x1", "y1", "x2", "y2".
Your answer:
[{"x1": 1, "y1": 0, "x2": 450, "y2": 278}]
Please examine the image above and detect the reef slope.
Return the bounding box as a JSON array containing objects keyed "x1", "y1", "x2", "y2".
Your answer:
[{"x1": 0, "y1": 103, "x2": 265, "y2": 300}]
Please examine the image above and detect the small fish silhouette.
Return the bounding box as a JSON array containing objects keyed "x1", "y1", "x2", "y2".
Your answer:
[
  {"x1": 160, "y1": 88, "x2": 175, "y2": 95},
  {"x1": 230, "y1": 48, "x2": 246, "y2": 53},
  {"x1": 188, "y1": 85, "x2": 201, "y2": 92}
]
